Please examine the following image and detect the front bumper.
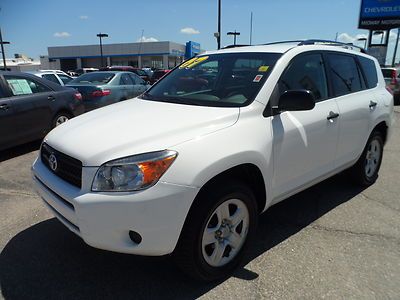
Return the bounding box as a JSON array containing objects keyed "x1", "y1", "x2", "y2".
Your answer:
[{"x1": 32, "y1": 157, "x2": 199, "y2": 256}]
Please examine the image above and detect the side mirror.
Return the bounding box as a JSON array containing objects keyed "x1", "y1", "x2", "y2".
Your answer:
[{"x1": 275, "y1": 90, "x2": 315, "y2": 113}]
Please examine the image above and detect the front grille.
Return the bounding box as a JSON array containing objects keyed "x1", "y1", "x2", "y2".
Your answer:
[{"x1": 41, "y1": 143, "x2": 82, "y2": 188}]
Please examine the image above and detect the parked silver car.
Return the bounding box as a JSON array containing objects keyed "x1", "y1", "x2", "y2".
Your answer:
[{"x1": 66, "y1": 71, "x2": 151, "y2": 111}]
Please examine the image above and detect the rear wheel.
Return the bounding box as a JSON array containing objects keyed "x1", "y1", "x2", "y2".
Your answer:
[
  {"x1": 174, "y1": 181, "x2": 258, "y2": 281},
  {"x1": 52, "y1": 112, "x2": 71, "y2": 128},
  {"x1": 349, "y1": 131, "x2": 384, "y2": 186}
]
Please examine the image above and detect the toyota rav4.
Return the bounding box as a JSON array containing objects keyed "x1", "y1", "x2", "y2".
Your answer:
[{"x1": 32, "y1": 40, "x2": 394, "y2": 281}]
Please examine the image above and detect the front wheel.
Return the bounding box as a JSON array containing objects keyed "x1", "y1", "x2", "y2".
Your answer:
[
  {"x1": 349, "y1": 131, "x2": 384, "y2": 186},
  {"x1": 174, "y1": 181, "x2": 258, "y2": 281}
]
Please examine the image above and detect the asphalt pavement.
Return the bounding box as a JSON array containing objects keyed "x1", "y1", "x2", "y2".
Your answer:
[{"x1": 0, "y1": 107, "x2": 399, "y2": 299}]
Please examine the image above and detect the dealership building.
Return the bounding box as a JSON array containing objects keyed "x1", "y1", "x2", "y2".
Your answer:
[{"x1": 43, "y1": 41, "x2": 201, "y2": 71}]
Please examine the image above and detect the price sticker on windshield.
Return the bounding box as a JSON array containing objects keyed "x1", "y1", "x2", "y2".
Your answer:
[
  {"x1": 258, "y1": 66, "x2": 269, "y2": 72},
  {"x1": 179, "y1": 56, "x2": 209, "y2": 69},
  {"x1": 253, "y1": 75, "x2": 264, "y2": 82}
]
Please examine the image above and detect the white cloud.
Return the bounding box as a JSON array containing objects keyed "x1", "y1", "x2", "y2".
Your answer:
[
  {"x1": 180, "y1": 27, "x2": 200, "y2": 35},
  {"x1": 53, "y1": 32, "x2": 71, "y2": 38},
  {"x1": 79, "y1": 15, "x2": 89, "y2": 20},
  {"x1": 337, "y1": 33, "x2": 367, "y2": 44},
  {"x1": 136, "y1": 36, "x2": 158, "y2": 42}
]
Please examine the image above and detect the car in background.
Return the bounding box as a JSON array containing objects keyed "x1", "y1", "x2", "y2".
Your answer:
[
  {"x1": 101, "y1": 66, "x2": 152, "y2": 83},
  {"x1": 66, "y1": 71, "x2": 150, "y2": 111},
  {"x1": 29, "y1": 71, "x2": 74, "y2": 86},
  {"x1": 381, "y1": 67, "x2": 400, "y2": 104},
  {"x1": 150, "y1": 69, "x2": 171, "y2": 84},
  {"x1": 0, "y1": 71, "x2": 84, "y2": 151},
  {"x1": 75, "y1": 68, "x2": 99, "y2": 76}
]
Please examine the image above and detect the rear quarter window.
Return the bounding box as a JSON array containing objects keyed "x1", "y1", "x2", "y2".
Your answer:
[{"x1": 359, "y1": 57, "x2": 378, "y2": 88}]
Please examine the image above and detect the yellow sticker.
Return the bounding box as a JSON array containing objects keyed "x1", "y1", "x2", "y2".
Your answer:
[
  {"x1": 179, "y1": 56, "x2": 209, "y2": 69},
  {"x1": 258, "y1": 66, "x2": 269, "y2": 72}
]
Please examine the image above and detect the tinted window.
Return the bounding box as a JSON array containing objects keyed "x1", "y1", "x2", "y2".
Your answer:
[
  {"x1": 142, "y1": 53, "x2": 281, "y2": 107},
  {"x1": 359, "y1": 57, "x2": 378, "y2": 88},
  {"x1": 58, "y1": 74, "x2": 73, "y2": 84},
  {"x1": 42, "y1": 74, "x2": 60, "y2": 84},
  {"x1": 278, "y1": 53, "x2": 328, "y2": 102},
  {"x1": 5, "y1": 76, "x2": 51, "y2": 96},
  {"x1": 120, "y1": 73, "x2": 135, "y2": 85},
  {"x1": 328, "y1": 54, "x2": 362, "y2": 97},
  {"x1": 69, "y1": 72, "x2": 115, "y2": 85}
]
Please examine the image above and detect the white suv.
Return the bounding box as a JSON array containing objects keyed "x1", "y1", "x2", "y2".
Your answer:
[{"x1": 32, "y1": 40, "x2": 394, "y2": 281}]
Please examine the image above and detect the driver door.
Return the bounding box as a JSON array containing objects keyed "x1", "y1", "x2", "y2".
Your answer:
[{"x1": 271, "y1": 52, "x2": 340, "y2": 200}]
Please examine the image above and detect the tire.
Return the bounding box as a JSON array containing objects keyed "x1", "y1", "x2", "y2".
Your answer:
[
  {"x1": 174, "y1": 181, "x2": 258, "y2": 281},
  {"x1": 52, "y1": 112, "x2": 71, "y2": 128},
  {"x1": 349, "y1": 130, "x2": 384, "y2": 186}
]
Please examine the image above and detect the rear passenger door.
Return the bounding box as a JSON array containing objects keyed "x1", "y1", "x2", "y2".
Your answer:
[
  {"x1": 129, "y1": 73, "x2": 147, "y2": 96},
  {"x1": 326, "y1": 53, "x2": 372, "y2": 167},
  {"x1": 272, "y1": 53, "x2": 340, "y2": 199},
  {"x1": 119, "y1": 73, "x2": 136, "y2": 99}
]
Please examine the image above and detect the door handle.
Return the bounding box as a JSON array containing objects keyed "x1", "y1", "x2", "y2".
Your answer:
[
  {"x1": 0, "y1": 104, "x2": 9, "y2": 110},
  {"x1": 48, "y1": 95, "x2": 55, "y2": 101},
  {"x1": 327, "y1": 111, "x2": 339, "y2": 120},
  {"x1": 369, "y1": 101, "x2": 377, "y2": 108}
]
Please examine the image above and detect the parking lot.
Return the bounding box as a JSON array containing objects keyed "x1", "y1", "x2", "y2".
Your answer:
[{"x1": 0, "y1": 106, "x2": 398, "y2": 299}]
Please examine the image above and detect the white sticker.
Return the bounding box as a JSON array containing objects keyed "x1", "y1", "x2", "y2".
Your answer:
[{"x1": 253, "y1": 74, "x2": 263, "y2": 82}]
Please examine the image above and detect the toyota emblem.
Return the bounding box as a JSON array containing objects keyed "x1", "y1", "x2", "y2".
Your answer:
[{"x1": 48, "y1": 153, "x2": 58, "y2": 171}]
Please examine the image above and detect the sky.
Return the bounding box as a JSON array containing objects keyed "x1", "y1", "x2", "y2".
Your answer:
[{"x1": 1, "y1": 0, "x2": 399, "y2": 64}]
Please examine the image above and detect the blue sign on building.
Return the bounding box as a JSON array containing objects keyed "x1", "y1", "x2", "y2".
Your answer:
[
  {"x1": 185, "y1": 41, "x2": 201, "y2": 59},
  {"x1": 359, "y1": 0, "x2": 400, "y2": 29}
]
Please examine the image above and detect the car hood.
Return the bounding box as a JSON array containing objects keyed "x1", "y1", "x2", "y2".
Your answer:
[{"x1": 44, "y1": 99, "x2": 239, "y2": 166}]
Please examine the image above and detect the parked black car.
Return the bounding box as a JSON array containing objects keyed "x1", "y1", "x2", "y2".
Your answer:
[{"x1": 0, "y1": 71, "x2": 84, "y2": 151}]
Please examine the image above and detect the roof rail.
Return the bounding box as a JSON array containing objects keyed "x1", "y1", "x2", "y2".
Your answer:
[
  {"x1": 221, "y1": 39, "x2": 367, "y2": 54},
  {"x1": 299, "y1": 39, "x2": 366, "y2": 53},
  {"x1": 261, "y1": 39, "x2": 366, "y2": 53},
  {"x1": 222, "y1": 44, "x2": 250, "y2": 49}
]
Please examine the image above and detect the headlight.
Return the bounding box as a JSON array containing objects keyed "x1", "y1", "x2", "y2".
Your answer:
[{"x1": 92, "y1": 150, "x2": 177, "y2": 192}]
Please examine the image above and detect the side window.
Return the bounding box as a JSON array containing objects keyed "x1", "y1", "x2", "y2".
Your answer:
[
  {"x1": 129, "y1": 73, "x2": 144, "y2": 85},
  {"x1": 58, "y1": 74, "x2": 73, "y2": 85},
  {"x1": 5, "y1": 76, "x2": 51, "y2": 96},
  {"x1": 120, "y1": 73, "x2": 135, "y2": 85},
  {"x1": 327, "y1": 54, "x2": 362, "y2": 97},
  {"x1": 358, "y1": 56, "x2": 378, "y2": 89},
  {"x1": 42, "y1": 74, "x2": 60, "y2": 85},
  {"x1": 278, "y1": 53, "x2": 328, "y2": 102}
]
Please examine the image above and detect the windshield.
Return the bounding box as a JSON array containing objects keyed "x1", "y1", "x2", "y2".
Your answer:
[
  {"x1": 141, "y1": 52, "x2": 281, "y2": 107},
  {"x1": 69, "y1": 72, "x2": 115, "y2": 84}
]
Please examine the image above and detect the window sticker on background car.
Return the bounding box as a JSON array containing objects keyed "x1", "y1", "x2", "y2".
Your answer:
[
  {"x1": 258, "y1": 66, "x2": 270, "y2": 72},
  {"x1": 253, "y1": 75, "x2": 264, "y2": 82},
  {"x1": 7, "y1": 79, "x2": 33, "y2": 95},
  {"x1": 179, "y1": 56, "x2": 209, "y2": 69}
]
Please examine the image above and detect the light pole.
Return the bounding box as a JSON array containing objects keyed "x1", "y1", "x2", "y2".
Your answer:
[
  {"x1": 374, "y1": 30, "x2": 385, "y2": 44},
  {"x1": 0, "y1": 27, "x2": 10, "y2": 70},
  {"x1": 216, "y1": 0, "x2": 221, "y2": 49},
  {"x1": 227, "y1": 30, "x2": 240, "y2": 46},
  {"x1": 96, "y1": 33, "x2": 108, "y2": 68},
  {"x1": 358, "y1": 37, "x2": 367, "y2": 49}
]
